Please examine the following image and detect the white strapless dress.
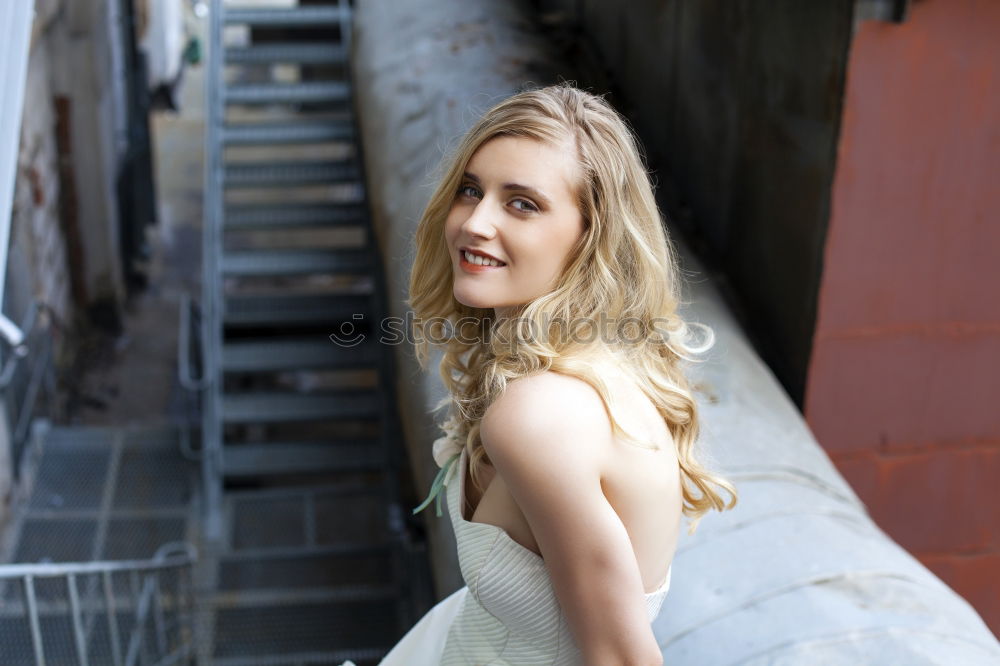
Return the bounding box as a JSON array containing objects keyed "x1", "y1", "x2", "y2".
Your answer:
[{"x1": 376, "y1": 447, "x2": 673, "y2": 665}]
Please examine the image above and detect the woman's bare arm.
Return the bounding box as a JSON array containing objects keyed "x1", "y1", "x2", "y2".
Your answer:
[{"x1": 480, "y1": 371, "x2": 664, "y2": 666}]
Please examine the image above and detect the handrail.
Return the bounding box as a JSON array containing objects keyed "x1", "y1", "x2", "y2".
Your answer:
[
  {"x1": 0, "y1": 300, "x2": 62, "y2": 389},
  {"x1": 0, "y1": 542, "x2": 197, "y2": 579},
  {"x1": 0, "y1": 300, "x2": 62, "y2": 473},
  {"x1": 0, "y1": 311, "x2": 26, "y2": 349},
  {"x1": 0, "y1": 310, "x2": 30, "y2": 386},
  {"x1": 177, "y1": 292, "x2": 209, "y2": 391}
]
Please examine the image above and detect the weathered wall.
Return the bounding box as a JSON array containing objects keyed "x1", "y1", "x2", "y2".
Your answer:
[
  {"x1": 351, "y1": 0, "x2": 1000, "y2": 661},
  {"x1": 352, "y1": 0, "x2": 564, "y2": 597},
  {"x1": 48, "y1": 0, "x2": 128, "y2": 319},
  {"x1": 808, "y1": 0, "x2": 1000, "y2": 635},
  {"x1": 12, "y1": 10, "x2": 75, "y2": 332},
  {"x1": 538, "y1": 0, "x2": 853, "y2": 409}
]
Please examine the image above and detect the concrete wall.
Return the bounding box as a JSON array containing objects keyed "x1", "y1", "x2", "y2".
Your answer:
[
  {"x1": 808, "y1": 0, "x2": 1000, "y2": 635},
  {"x1": 538, "y1": 0, "x2": 853, "y2": 410},
  {"x1": 13, "y1": 9, "x2": 75, "y2": 332},
  {"x1": 49, "y1": 0, "x2": 128, "y2": 320},
  {"x1": 351, "y1": 0, "x2": 1000, "y2": 660},
  {"x1": 352, "y1": 0, "x2": 565, "y2": 597}
]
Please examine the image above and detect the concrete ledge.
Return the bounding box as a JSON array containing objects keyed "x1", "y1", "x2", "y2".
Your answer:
[
  {"x1": 352, "y1": 0, "x2": 563, "y2": 596},
  {"x1": 351, "y1": 0, "x2": 1000, "y2": 660}
]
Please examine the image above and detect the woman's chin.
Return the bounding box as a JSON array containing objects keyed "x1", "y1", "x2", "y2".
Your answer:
[
  {"x1": 452, "y1": 288, "x2": 496, "y2": 310},
  {"x1": 454, "y1": 295, "x2": 495, "y2": 310}
]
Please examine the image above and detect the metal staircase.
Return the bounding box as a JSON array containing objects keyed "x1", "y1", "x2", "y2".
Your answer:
[{"x1": 185, "y1": 1, "x2": 420, "y2": 663}]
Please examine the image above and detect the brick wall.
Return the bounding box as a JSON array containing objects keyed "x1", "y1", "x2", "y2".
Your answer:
[
  {"x1": 807, "y1": 0, "x2": 1000, "y2": 636},
  {"x1": 10, "y1": 24, "x2": 74, "y2": 338}
]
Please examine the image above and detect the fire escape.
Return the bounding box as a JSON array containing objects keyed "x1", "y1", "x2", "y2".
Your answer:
[{"x1": 0, "y1": 2, "x2": 428, "y2": 664}]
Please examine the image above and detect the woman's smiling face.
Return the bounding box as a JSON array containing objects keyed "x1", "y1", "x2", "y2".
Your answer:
[{"x1": 445, "y1": 135, "x2": 586, "y2": 318}]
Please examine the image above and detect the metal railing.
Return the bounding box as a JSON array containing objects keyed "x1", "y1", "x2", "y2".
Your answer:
[
  {"x1": 0, "y1": 301, "x2": 60, "y2": 477},
  {"x1": 0, "y1": 542, "x2": 197, "y2": 666},
  {"x1": 176, "y1": 293, "x2": 207, "y2": 463},
  {"x1": 198, "y1": 0, "x2": 225, "y2": 542}
]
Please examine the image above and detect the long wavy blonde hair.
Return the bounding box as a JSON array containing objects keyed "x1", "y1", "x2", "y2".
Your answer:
[{"x1": 407, "y1": 82, "x2": 736, "y2": 533}]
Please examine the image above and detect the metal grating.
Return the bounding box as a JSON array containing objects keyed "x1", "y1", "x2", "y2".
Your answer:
[
  {"x1": 314, "y1": 493, "x2": 389, "y2": 545},
  {"x1": 13, "y1": 519, "x2": 97, "y2": 564},
  {"x1": 231, "y1": 497, "x2": 306, "y2": 551},
  {"x1": 0, "y1": 614, "x2": 107, "y2": 665},
  {"x1": 112, "y1": 444, "x2": 197, "y2": 509},
  {"x1": 103, "y1": 518, "x2": 187, "y2": 560},
  {"x1": 218, "y1": 549, "x2": 393, "y2": 591},
  {"x1": 212, "y1": 601, "x2": 394, "y2": 659},
  {"x1": 29, "y1": 446, "x2": 111, "y2": 511}
]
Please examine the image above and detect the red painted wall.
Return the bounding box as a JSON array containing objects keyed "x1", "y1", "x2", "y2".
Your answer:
[{"x1": 806, "y1": 0, "x2": 1000, "y2": 636}]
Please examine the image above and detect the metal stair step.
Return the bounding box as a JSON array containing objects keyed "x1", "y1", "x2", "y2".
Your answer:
[
  {"x1": 222, "y1": 119, "x2": 353, "y2": 145},
  {"x1": 213, "y1": 649, "x2": 388, "y2": 666},
  {"x1": 224, "y1": 81, "x2": 350, "y2": 106},
  {"x1": 221, "y1": 248, "x2": 370, "y2": 277},
  {"x1": 223, "y1": 293, "x2": 370, "y2": 327},
  {"x1": 220, "y1": 542, "x2": 392, "y2": 562},
  {"x1": 225, "y1": 481, "x2": 386, "y2": 503},
  {"x1": 210, "y1": 583, "x2": 398, "y2": 610},
  {"x1": 222, "y1": 337, "x2": 379, "y2": 372},
  {"x1": 223, "y1": 202, "x2": 366, "y2": 230},
  {"x1": 221, "y1": 390, "x2": 380, "y2": 424},
  {"x1": 223, "y1": 6, "x2": 349, "y2": 27},
  {"x1": 224, "y1": 160, "x2": 358, "y2": 187},
  {"x1": 223, "y1": 442, "x2": 386, "y2": 477},
  {"x1": 225, "y1": 42, "x2": 347, "y2": 65}
]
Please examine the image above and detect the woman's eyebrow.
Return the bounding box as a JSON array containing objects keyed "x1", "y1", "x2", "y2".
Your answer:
[{"x1": 463, "y1": 171, "x2": 553, "y2": 206}]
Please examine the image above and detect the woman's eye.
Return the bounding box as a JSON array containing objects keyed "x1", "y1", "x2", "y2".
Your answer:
[
  {"x1": 512, "y1": 198, "x2": 538, "y2": 213},
  {"x1": 458, "y1": 185, "x2": 480, "y2": 199}
]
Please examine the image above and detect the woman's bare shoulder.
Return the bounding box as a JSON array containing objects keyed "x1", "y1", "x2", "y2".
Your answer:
[
  {"x1": 481, "y1": 370, "x2": 612, "y2": 461},
  {"x1": 508, "y1": 369, "x2": 604, "y2": 397}
]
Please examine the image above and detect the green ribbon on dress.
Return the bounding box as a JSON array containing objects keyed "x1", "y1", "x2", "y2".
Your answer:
[{"x1": 412, "y1": 452, "x2": 460, "y2": 518}]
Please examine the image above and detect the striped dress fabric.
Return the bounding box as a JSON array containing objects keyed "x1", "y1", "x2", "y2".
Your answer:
[{"x1": 438, "y1": 447, "x2": 673, "y2": 664}]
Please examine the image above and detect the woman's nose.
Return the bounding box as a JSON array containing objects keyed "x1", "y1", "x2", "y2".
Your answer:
[{"x1": 461, "y1": 200, "x2": 498, "y2": 239}]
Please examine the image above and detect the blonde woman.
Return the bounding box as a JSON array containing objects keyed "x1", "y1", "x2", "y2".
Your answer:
[{"x1": 378, "y1": 83, "x2": 736, "y2": 665}]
